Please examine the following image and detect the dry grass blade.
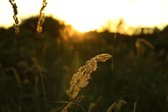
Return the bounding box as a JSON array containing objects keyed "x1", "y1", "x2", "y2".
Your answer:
[
  {"x1": 107, "y1": 99, "x2": 127, "y2": 112},
  {"x1": 37, "y1": 0, "x2": 47, "y2": 33},
  {"x1": 135, "y1": 38, "x2": 155, "y2": 55},
  {"x1": 9, "y1": 0, "x2": 19, "y2": 34},
  {"x1": 67, "y1": 53, "x2": 112, "y2": 99},
  {"x1": 88, "y1": 103, "x2": 96, "y2": 112},
  {"x1": 59, "y1": 101, "x2": 85, "y2": 112},
  {"x1": 61, "y1": 102, "x2": 72, "y2": 112}
]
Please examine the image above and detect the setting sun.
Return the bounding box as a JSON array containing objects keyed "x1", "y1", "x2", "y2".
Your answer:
[{"x1": 0, "y1": 0, "x2": 168, "y2": 33}]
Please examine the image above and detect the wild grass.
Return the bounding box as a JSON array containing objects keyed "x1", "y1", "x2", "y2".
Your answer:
[
  {"x1": 61, "y1": 53, "x2": 112, "y2": 112},
  {"x1": 9, "y1": 0, "x2": 19, "y2": 34},
  {"x1": 107, "y1": 99, "x2": 127, "y2": 112},
  {"x1": 37, "y1": 0, "x2": 47, "y2": 33},
  {"x1": 0, "y1": 22, "x2": 167, "y2": 111},
  {"x1": 1, "y1": 5, "x2": 168, "y2": 111},
  {"x1": 9, "y1": 0, "x2": 47, "y2": 34}
]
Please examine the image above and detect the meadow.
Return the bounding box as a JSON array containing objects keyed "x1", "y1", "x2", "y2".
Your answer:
[{"x1": 0, "y1": 16, "x2": 168, "y2": 112}]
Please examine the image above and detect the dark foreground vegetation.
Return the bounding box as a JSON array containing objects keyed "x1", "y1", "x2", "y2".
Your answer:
[{"x1": 0, "y1": 17, "x2": 168, "y2": 112}]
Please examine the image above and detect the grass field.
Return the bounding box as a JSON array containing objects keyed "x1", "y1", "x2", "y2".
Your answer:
[{"x1": 0, "y1": 17, "x2": 168, "y2": 112}]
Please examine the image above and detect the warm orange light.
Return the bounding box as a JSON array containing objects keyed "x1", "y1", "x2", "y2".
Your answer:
[{"x1": 0, "y1": 0, "x2": 168, "y2": 34}]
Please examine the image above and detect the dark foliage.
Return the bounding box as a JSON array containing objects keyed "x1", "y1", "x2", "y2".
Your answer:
[{"x1": 0, "y1": 17, "x2": 168, "y2": 112}]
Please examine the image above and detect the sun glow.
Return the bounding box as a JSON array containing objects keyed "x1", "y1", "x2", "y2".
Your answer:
[{"x1": 0, "y1": 0, "x2": 168, "y2": 34}]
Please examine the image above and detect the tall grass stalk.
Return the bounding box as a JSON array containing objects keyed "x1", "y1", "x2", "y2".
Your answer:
[
  {"x1": 37, "y1": 0, "x2": 47, "y2": 33},
  {"x1": 62, "y1": 53, "x2": 112, "y2": 112},
  {"x1": 9, "y1": 0, "x2": 19, "y2": 34}
]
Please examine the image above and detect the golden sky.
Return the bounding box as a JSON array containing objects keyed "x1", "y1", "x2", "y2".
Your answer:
[{"x1": 0, "y1": 0, "x2": 168, "y2": 33}]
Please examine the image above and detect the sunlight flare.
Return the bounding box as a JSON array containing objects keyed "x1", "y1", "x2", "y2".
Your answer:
[{"x1": 0, "y1": 0, "x2": 168, "y2": 33}]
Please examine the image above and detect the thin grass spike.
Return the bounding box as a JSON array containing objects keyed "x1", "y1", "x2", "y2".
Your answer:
[
  {"x1": 9, "y1": 0, "x2": 19, "y2": 34},
  {"x1": 37, "y1": 0, "x2": 47, "y2": 33}
]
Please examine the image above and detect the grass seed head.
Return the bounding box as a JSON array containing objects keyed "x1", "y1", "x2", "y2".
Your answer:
[
  {"x1": 67, "y1": 53, "x2": 112, "y2": 99},
  {"x1": 37, "y1": 0, "x2": 47, "y2": 33},
  {"x1": 9, "y1": 0, "x2": 19, "y2": 34}
]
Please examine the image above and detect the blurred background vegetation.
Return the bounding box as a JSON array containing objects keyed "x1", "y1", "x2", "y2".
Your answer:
[{"x1": 0, "y1": 17, "x2": 168, "y2": 112}]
